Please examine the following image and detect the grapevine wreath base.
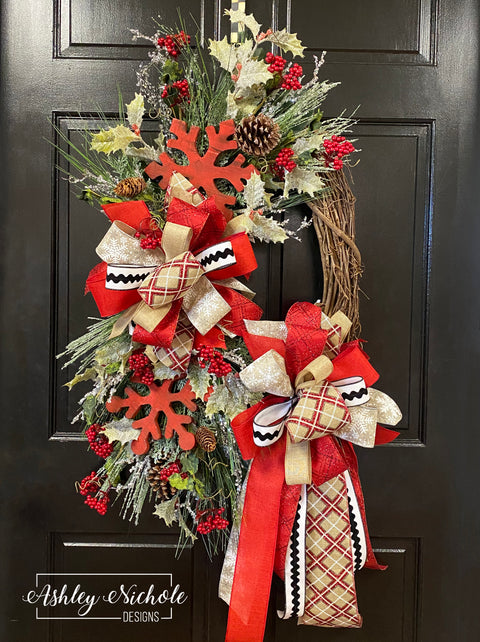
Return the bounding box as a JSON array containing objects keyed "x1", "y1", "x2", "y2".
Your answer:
[{"x1": 58, "y1": 9, "x2": 402, "y2": 641}]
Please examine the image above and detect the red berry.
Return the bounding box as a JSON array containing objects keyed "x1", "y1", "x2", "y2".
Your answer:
[{"x1": 273, "y1": 148, "x2": 297, "y2": 179}]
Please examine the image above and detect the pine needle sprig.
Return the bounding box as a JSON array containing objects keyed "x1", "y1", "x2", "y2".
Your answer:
[{"x1": 58, "y1": 316, "x2": 123, "y2": 370}]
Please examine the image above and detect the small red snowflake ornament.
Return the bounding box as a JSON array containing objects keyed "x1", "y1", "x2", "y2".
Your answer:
[
  {"x1": 145, "y1": 119, "x2": 257, "y2": 219},
  {"x1": 106, "y1": 380, "x2": 197, "y2": 455}
]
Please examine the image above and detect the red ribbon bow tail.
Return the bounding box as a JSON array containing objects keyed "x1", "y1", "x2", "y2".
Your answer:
[
  {"x1": 102, "y1": 200, "x2": 152, "y2": 227},
  {"x1": 225, "y1": 399, "x2": 289, "y2": 642},
  {"x1": 131, "y1": 300, "x2": 182, "y2": 347},
  {"x1": 273, "y1": 482, "x2": 302, "y2": 580},
  {"x1": 193, "y1": 326, "x2": 227, "y2": 350},
  {"x1": 375, "y1": 425, "x2": 400, "y2": 445},
  {"x1": 85, "y1": 262, "x2": 141, "y2": 317},
  {"x1": 328, "y1": 341, "x2": 380, "y2": 387}
]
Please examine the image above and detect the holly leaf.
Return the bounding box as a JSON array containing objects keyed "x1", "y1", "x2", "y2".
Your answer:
[
  {"x1": 243, "y1": 173, "x2": 266, "y2": 210},
  {"x1": 187, "y1": 363, "x2": 213, "y2": 400},
  {"x1": 82, "y1": 395, "x2": 97, "y2": 425},
  {"x1": 103, "y1": 418, "x2": 139, "y2": 445},
  {"x1": 153, "y1": 496, "x2": 178, "y2": 527},
  {"x1": 225, "y1": 8, "x2": 261, "y2": 37},
  {"x1": 125, "y1": 145, "x2": 158, "y2": 161},
  {"x1": 292, "y1": 133, "x2": 324, "y2": 155},
  {"x1": 264, "y1": 29, "x2": 305, "y2": 57},
  {"x1": 209, "y1": 36, "x2": 237, "y2": 72},
  {"x1": 64, "y1": 367, "x2": 96, "y2": 390},
  {"x1": 180, "y1": 453, "x2": 199, "y2": 475},
  {"x1": 91, "y1": 125, "x2": 139, "y2": 155},
  {"x1": 249, "y1": 212, "x2": 289, "y2": 243},
  {"x1": 235, "y1": 57, "x2": 271, "y2": 91},
  {"x1": 283, "y1": 167, "x2": 325, "y2": 197},
  {"x1": 226, "y1": 85, "x2": 266, "y2": 119},
  {"x1": 126, "y1": 93, "x2": 144, "y2": 129},
  {"x1": 162, "y1": 59, "x2": 182, "y2": 83},
  {"x1": 168, "y1": 473, "x2": 195, "y2": 491}
]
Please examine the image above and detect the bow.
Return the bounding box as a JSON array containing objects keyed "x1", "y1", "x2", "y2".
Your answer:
[
  {"x1": 85, "y1": 174, "x2": 262, "y2": 372},
  {"x1": 238, "y1": 303, "x2": 401, "y2": 484},
  {"x1": 221, "y1": 302, "x2": 402, "y2": 641}
]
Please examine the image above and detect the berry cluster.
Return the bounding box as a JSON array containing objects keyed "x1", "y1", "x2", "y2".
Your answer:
[
  {"x1": 85, "y1": 423, "x2": 113, "y2": 459},
  {"x1": 128, "y1": 351, "x2": 155, "y2": 385},
  {"x1": 78, "y1": 472, "x2": 110, "y2": 516},
  {"x1": 157, "y1": 31, "x2": 191, "y2": 57},
  {"x1": 323, "y1": 135, "x2": 356, "y2": 170},
  {"x1": 196, "y1": 507, "x2": 229, "y2": 535},
  {"x1": 281, "y1": 63, "x2": 303, "y2": 90},
  {"x1": 158, "y1": 460, "x2": 189, "y2": 482},
  {"x1": 265, "y1": 52, "x2": 286, "y2": 74},
  {"x1": 135, "y1": 217, "x2": 162, "y2": 250},
  {"x1": 84, "y1": 493, "x2": 110, "y2": 516},
  {"x1": 161, "y1": 79, "x2": 190, "y2": 106},
  {"x1": 273, "y1": 148, "x2": 297, "y2": 179},
  {"x1": 78, "y1": 471, "x2": 100, "y2": 496},
  {"x1": 131, "y1": 123, "x2": 141, "y2": 136},
  {"x1": 198, "y1": 345, "x2": 232, "y2": 377}
]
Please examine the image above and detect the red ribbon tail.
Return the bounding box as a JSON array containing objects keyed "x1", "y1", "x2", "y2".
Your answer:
[{"x1": 225, "y1": 437, "x2": 285, "y2": 642}]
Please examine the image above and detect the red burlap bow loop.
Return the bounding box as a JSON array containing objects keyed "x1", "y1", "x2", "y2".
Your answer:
[{"x1": 85, "y1": 174, "x2": 262, "y2": 372}]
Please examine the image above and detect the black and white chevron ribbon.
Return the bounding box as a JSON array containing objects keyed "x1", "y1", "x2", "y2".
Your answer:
[
  {"x1": 252, "y1": 399, "x2": 295, "y2": 447},
  {"x1": 195, "y1": 240, "x2": 236, "y2": 274},
  {"x1": 278, "y1": 484, "x2": 307, "y2": 620},
  {"x1": 345, "y1": 471, "x2": 367, "y2": 571},
  {"x1": 332, "y1": 376, "x2": 369, "y2": 407},
  {"x1": 105, "y1": 264, "x2": 156, "y2": 291}
]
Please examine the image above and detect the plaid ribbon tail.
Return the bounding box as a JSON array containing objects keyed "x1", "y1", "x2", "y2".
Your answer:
[{"x1": 299, "y1": 471, "x2": 362, "y2": 628}]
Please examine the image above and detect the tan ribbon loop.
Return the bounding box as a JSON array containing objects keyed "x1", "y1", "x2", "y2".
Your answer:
[
  {"x1": 109, "y1": 303, "x2": 140, "y2": 339},
  {"x1": 285, "y1": 438, "x2": 312, "y2": 485},
  {"x1": 166, "y1": 171, "x2": 204, "y2": 207},
  {"x1": 294, "y1": 355, "x2": 333, "y2": 391},
  {"x1": 329, "y1": 311, "x2": 352, "y2": 342},
  {"x1": 182, "y1": 276, "x2": 232, "y2": 336},
  {"x1": 132, "y1": 301, "x2": 172, "y2": 333},
  {"x1": 223, "y1": 213, "x2": 252, "y2": 237},
  {"x1": 96, "y1": 220, "x2": 164, "y2": 266},
  {"x1": 161, "y1": 221, "x2": 193, "y2": 261},
  {"x1": 240, "y1": 349, "x2": 294, "y2": 398}
]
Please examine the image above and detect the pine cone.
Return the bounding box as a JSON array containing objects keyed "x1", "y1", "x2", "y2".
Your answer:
[
  {"x1": 235, "y1": 114, "x2": 281, "y2": 157},
  {"x1": 195, "y1": 426, "x2": 217, "y2": 452},
  {"x1": 114, "y1": 177, "x2": 146, "y2": 198},
  {"x1": 147, "y1": 463, "x2": 176, "y2": 501}
]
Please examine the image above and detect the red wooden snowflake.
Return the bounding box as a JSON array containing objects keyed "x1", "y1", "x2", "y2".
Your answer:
[
  {"x1": 106, "y1": 380, "x2": 197, "y2": 455},
  {"x1": 144, "y1": 119, "x2": 257, "y2": 219}
]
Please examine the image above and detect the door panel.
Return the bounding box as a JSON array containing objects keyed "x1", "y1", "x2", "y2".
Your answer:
[{"x1": 1, "y1": 1, "x2": 478, "y2": 641}]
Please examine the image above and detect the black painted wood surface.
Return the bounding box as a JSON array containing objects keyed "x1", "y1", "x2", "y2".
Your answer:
[{"x1": 1, "y1": 1, "x2": 479, "y2": 640}]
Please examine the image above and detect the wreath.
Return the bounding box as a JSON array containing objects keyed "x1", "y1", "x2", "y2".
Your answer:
[{"x1": 57, "y1": 9, "x2": 402, "y2": 639}]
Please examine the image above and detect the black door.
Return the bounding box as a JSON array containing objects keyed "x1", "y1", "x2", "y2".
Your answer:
[{"x1": 1, "y1": 1, "x2": 479, "y2": 641}]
